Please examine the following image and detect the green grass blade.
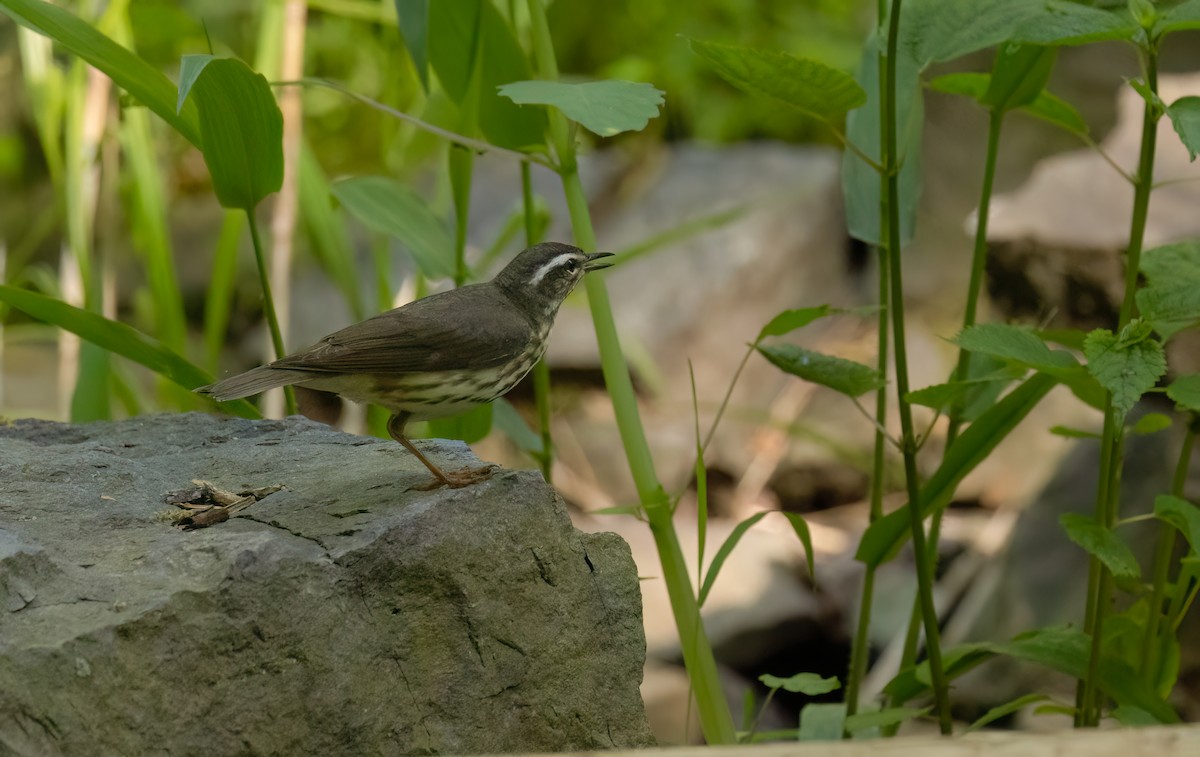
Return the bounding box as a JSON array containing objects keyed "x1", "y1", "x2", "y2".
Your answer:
[
  {"x1": 203, "y1": 211, "x2": 245, "y2": 373},
  {"x1": 699, "y1": 512, "x2": 768, "y2": 606},
  {"x1": 0, "y1": 285, "x2": 261, "y2": 419}
]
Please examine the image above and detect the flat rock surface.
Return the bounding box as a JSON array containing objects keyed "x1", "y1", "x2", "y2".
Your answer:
[{"x1": 0, "y1": 413, "x2": 652, "y2": 756}]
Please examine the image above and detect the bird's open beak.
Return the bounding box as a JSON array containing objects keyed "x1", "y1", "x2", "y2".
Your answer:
[{"x1": 584, "y1": 252, "x2": 615, "y2": 272}]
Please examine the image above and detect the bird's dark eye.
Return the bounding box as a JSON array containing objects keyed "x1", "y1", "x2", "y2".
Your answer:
[{"x1": 564, "y1": 259, "x2": 580, "y2": 274}]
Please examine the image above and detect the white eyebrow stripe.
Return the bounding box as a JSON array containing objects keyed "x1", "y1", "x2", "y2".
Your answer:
[{"x1": 528, "y1": 253, "x2": 577, "y2": 286}]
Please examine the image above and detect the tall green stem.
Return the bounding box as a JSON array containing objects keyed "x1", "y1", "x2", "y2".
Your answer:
[
  {"x1": 522, "y1": 162, "x2": 554, "y2": 481},
  {"x1": 1079, "y1": 43, "x2": 1159, "y2": 728},
  {"x1": 881, "y1": 0, "x2": 951, "y2": 735},
  {"x1": 525, "y1": 0, "x2": 735, "y2": 742},
  {"x1": 246, "y1": 209, "x2": 296, "y2": 415}
]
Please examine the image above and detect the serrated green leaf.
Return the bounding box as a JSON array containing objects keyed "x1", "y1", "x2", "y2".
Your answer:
[
  {"x1": 1155, "y1": 494, "x2": 1200, "y2": 554},
  {"x1": 1012, "y1": 0, "x2": 1139, "y2": 45},
  {"x1": 1083, "y1": 326, "x2": 1166, "y2": 417},
  {"x1": 844, "y1": 707, "x2": 929, "y2": 734},
  {"x1": 497, "y1": 79, "x2": 664, "y2": 137},
  {"x1": 1131, "y1": 412, "x2": 1172, "y2": 435},
  {"x1": 857, "y1": 373, "x2": 1057, "y2": 567},
  {"x1": 1167, "y1": 374, "x2": 1200, "y2": 412},
  {"x1": 759, "y1": 672, "x2": 840, "y2": 696},
  {"x1": 1060, "y1": 513, "x2": 1141, "y2": 580},
  {"x1": 757, "y1": 344, "x2": 883, "y2": 398},
  {"x1": 954, "y1": 323, "x2": 1077, "y2": 371},
  {"x1": 965, "y1": 694, "x2": 1052, "y2": 733},
  {"x1": 756, "y1": 306, "x2": 834, "y2": 341},
  {"x1": 0, "y1": 285, "x2": 259, "y2": 419},
  {"x1": 901, "y1": 0, "x2": 1044, "y2": 66},
  {"x1": 798, "y1": 703, "x2": 845, "y2": 741},
  {"x1": 0, "y1": 0, "x2": 201, "y2": 146},
  {"x1": 394, "y1": 0, "x2": 429, "y2": 89},
  {"x1": 689, "y1": 39, "x2": 865, "y2": 121},
  {"x1": 982, "y1": 44, "x2": 1056, "y2": 112},
  {"x1": 1167, "y1": 97, "x2": 1200, "y2": 161},
  {"x1": 331, "y1": 176, "x2": 455, "y2": 280},
  {"x1": 1140, "y1": 241, "x2": 1200, "y2": 284},
  {"x1": 842, "y1": 34, "x2": 922, "y2": 246},
  {"x1": 177, "y1": 56, "x2": 283, "y2": 211}
]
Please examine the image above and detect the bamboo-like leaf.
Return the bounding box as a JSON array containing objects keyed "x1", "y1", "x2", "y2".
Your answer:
[
  {"x1": 780, "y1": 511, "x2": 815, "y2": 579},
  {"x1": 756, "y1": 306, "x2": 835, "y2": 342},
  {"x1": 331, "y1": 176, "x2": 455, "y2": 280},
  {"x1": 965, "y1": 694, "x2": 1052, "y2": 733},
  {"x1": 177, "y1": 55, "x2": 283, "y2": 211},
  {"x1": 0, "y1": 0, "x2": 201, "y2": 146},
  {"x1": 498, "y1": 79, "x2": 665, "y2": 137},
  {"x1": 689, "y1": 39, "x2": 865, "y2": 121},
  {"x1": 394, "y1": 0, "x2": 429, "y2": 89},
  {"x1": 491, "y1": 398, "x2": 544, "y2": 455},
  {"x1": 0, "y1": 285, "x2": 260, "y2": 419},
  {"x1": 699, "y1": 511, "x2": 767, "y2": 606}
]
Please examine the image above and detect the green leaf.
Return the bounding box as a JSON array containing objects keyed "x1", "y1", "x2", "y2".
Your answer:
[
  {"x1": 331, "y1": 176, "x2": 455, "y2": 280},
  {"x1": 1155, "y1": 0, "x2": 1200, "y2": 35},
  {"x1": 756, "y1": 305, "x2": 835, "y2": 341},
  {"x1": 982, "y1": 44, "x2": 1056, "y2": 113},
  {"x1": 1050, "y1": 425, "x2": 1102, "y2": 439},
  {"x1": 1060, "y1": 513, "x2": 1141, "y2": 581},
  {"x1": 497, "y1": 79, "x2": 664, "y2": 138},
  {"x1": 780, "y1": 511, "x2": 816, "y2": 580},
  {"x1": 1012, "y1": 0, "x2": 1139, "y2": 46},
  {"x1": 1167, "y1": 374, "x2": 1200, "y2": 412},
  {"x1": 1128, "y1": 0, "x2": 1158, "y2": 29},
  {"x1": 965, "y1": 694, "x2": 1052, "y2": 733},
  {"x1": 798, "y1": 703, "x2": 845, "y2": 741},
  {"x1": 699, "y1": 511, "x2": 767, "y2": 606},
  {"x1": 842, "y1": 34, "x2": 922, "y2": 247},
  {"x1": 688, "y1": 39, "x2": 865, "y2": 121},
  {"x1": 954, "y1": 323, "x2": 1075, "y2": 371},
  {"x1": 759, "y1": 672, "x2": 840, "y2": 696},
  {"x1": 905, "y1": 366, "x2": 1023, "y2": 418},
  {"x1": 844, "y1": 707, "x2": 929, "y2": 734},
  {"x1": 428, "y1": 0, "x2": 544, "y2": 151},
  {"x1": 1136, "y1": 284, "x2": 1200, "y2": 339},
  {"x1": 177, "y1": 56, "x2": 283, "y2": 211},
  {"x1": 1140, "y1": 241, "x2": 1200, "y2": 285},
  {"x1": 427, "y1": 403, "x2": 492, "y2": 445},
  {"x1": 394, "y1": 0, "x2": 429, "y2": 89},
  {"x1": 885, "y1": 643, "x2": 994, "y2": 703},
  {"x1": 0, "y1": 0, "x2": 201, "y2": 146},
  {"x1": 299, "y1": 142, "x2": 365, "y2": 322},
  {"x1": 857, "y1": 373, "x2": 1057, "y2": 567},
  {"x1": 1155, "y1": 494, "x2": 1200, "y2": 554},
  {"x1": 757, "y1": 344, "x2": 884, "y2": 398},
  {"x1": 1167, "y1": 97, "x2": 1200, "y2": 161},
  {"x1": 928, "y1": 72, "x2": 989, "y2": 100},
  {"x1": 1083, "y1": 324, "x2": 1166, "y2": 416},
  {"x1": 1131, "y1": 412, "x2": 1172, "y2": 435},
  {"x1": 491, "y1": 398, "x2": 544, "y2": 455},
  {"x1": 901, "y1": 0, "x2": 1044, "y2": 67},
  {"x1": 0, "y1": 285, "x2": 259, "y2": 419},
  {"x1": 1023, "y1": 90, "x2": 1090, "y2": 135},
  {"x1": 1129, "y1": 78, "x2": 1167, "y2": 117},
  {"x1": 1111, "y1": 705, "x2": 1161, "y2": 726}
]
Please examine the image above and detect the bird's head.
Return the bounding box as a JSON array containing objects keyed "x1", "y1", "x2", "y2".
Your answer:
[{"x1": 494, "y1": 242, "x2": 614, "y2": 316}]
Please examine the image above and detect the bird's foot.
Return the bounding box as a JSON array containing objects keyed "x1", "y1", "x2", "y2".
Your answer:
[{"x1": 410, "y1": 464, "x2": 500, "y2": 491}]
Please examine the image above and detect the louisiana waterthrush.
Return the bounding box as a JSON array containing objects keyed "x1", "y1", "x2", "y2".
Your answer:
[{"x1": 198, "y1": 242, "x2": 613, "y2": 488}]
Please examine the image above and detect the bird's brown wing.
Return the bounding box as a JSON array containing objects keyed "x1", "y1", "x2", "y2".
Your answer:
[{"x1": 272, "y1": 287, "x2": 531, "y2": 375}]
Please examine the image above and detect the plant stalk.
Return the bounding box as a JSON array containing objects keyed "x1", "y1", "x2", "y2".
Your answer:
[
  {"x1": 245, "y1": 208, "x2": 296, "y2": 415},
  {"x1": 522, "y1": 161, "x2": 554, "y2": 480}
]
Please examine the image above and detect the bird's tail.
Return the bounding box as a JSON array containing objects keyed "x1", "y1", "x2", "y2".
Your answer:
[{"x1": 196, "y1": 365, "x2": 315, "y2": 401}]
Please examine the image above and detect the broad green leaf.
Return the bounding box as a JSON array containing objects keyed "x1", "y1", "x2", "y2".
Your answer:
[
  {"x1": 0, "y1": 285, "x2": 259, "y2": 419},
  {"x1": 1050, "y1": 425, "x2": 1102, "y2": 440},
  {"x1": 904, "y1": 366, "x2": 1023, "y2": 416},
  {"x1": 1131, "y1": 412, "x2": 1172, "y2": 435},
  {"x1": 491, "y1": 398, "x2": 544, "y2": 455},
  {"x1": 844, "y1": 707, "x2": 929, "y2": 734},
  {"x1": 331, "y1": 176, "x2": 455, "y2": 280},
  {"x1": 498, "y1": 79, "x2": 665, "y2": 137},
  {"x1": 0, "y1": 0, "x2": 201, "y2": 146},
  {"x1": 927, "y1": 72, "x2": 989, "y2": 100},
  {"x1": 798, "y1": 703, "x2": 845, "y2": 741},
  {"x1": 1140, "y1": 241, "x2": 1200, "y2": 284},
  {"x1": 1128, "y1": 0, "x2": 1157, "y2": 30},
  {"x1": 1136, "y1": 284, "x2": 1200, "y2": 339},
  {"x1": 689, "y1": 39, "x2": 865, "y2": 121},
  {"x1": 982, "y1": 44, "x2": 1056, "y2": 112},
  {"x1": 759, "y1": 673, "x2": 840, "y2": 696},
  {"x1": 427, "y1": 403, "x2": 492, "y2": 444},
  {"x1": 1155, "y1": 0, "x2": 1200, "y2": 35},
  {"x1": 756, "y1": 306, "x2": 834, "y2": 341},
  {"x1": 857, "y1": 373, "x2": 1057, "y2": 567},
  {"x1": 885, "y1": 643, "x2": 994, "y2": 703},
  {"x1": 757, "y1": 344, "x2": 884, "y2": 398},
  {"x1": 1023, "y1": 90, "x2": 1090, "y2": 135},
  {"x1": 1060, "y1": 513, "x2": 1141, "y2": 581},
  {"x1": 1112, "y1": 706, "x2": 1161, "y2": 726},
  {"x1": 1012, "y1": 1, "x2": 1139, "y2": 46},
  {"x1": 1167, "y1": 97, "x2": 1200, "y2": 161},
  {"x1": 394, "y1": 0, "x2": 429, "y2": 89},
  {"x1": 780, "y1": 511, "x2": 816, "y2": 580},
  {"x1": 842, "y1": 34, "x2": 922, "y2": 246},
  {"x1": 1083, "y1": 324, "x2": 1166, "y2": 417},
  {"x1": 1155, "y1": 494, "x2": 1200, "y2": 554},
  {"x1": 1167, "y1": 374, "x2": 1200, "y2": 412},
  {"x1": 699, "y1": 511, "x2": 767, "y2": 606},
  {"x1": 428, "y1": 0, "x2": 544, "y2": 150},
  {"x1": 954, "y1": 323, "x2": 1076, "y2": 372},
  {"x1": 965, "y1": 694, "x2": 1052, "y2": 733},
  {"x1": 177, "y1": 56, "x2": 283, "y2": 211},
  {"x1": 901, "y1": 0, "x2": 1044, "y2": 67}
]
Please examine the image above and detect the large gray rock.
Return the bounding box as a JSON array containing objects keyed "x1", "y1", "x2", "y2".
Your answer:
[{"x1": 0, "y1": 413, "x2": 653, "y2": 756}]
